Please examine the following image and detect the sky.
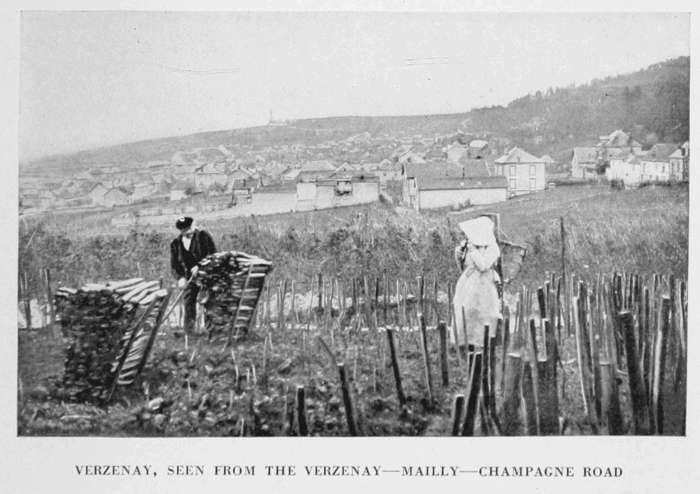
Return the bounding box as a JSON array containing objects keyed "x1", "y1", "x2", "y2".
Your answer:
[{"x1": 19, "y1": 11, "x2": 689, "y2": 161}]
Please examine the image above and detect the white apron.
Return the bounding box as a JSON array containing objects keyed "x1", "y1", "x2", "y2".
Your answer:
[{"x1": 452, "y1": 243, "x2": 501, "y2": 348}]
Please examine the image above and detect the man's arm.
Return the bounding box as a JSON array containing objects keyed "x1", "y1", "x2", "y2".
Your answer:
[
  {"x1": 201, "y1": 230, "x2": 217, "y2": 256},
  {"x1": 170, "y1": 239, "x2": 186, "y2": 279}
]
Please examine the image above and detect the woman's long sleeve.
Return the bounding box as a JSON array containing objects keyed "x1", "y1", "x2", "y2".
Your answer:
[{"x1": 467, "y1": 243, "x2": 500, "y2": 272}]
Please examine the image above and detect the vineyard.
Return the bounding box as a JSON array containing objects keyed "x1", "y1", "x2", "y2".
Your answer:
[{"x1": 17, "y1": 184, "x2": 688, "y2": 436}]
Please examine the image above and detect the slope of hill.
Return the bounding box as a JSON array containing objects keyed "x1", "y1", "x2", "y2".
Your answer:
[{"x1": 22, "y1": 56, "x2": 688, "y2": 174}]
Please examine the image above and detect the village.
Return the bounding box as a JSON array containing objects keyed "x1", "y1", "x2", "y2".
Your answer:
[{"x1": 18, "y1": 125, "x2": 690, "y2": 225}]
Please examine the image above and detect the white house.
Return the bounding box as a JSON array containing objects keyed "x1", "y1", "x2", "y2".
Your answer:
[
  {"x1": 668, "y1": 141, "x2": 689, "y2": 182},
  {"x1": 446, "y1": 143, "x2": 468, "y2": 163},
  {"x1": 281, "y1": 167, "x2": 301, "y2": 182},
  {"x1": 297, "y1": 160, "x2": 338, "y2": 182},
  {"x1": 170, "y1": 189, "x2": 187, "y2": 201},
  {"x1": 570, "y1": 147, "x2": 598, "y2": 179},
  {"x1": 375, "y1": 159, "x2": 403, "y2": 184},
  {"x1": 296, "y1": 175, "x2": 380, "y2": 211},
  {"x1": 103, "y1": 187, "x2": 131, "y2": 207},
  {"x1": 541, "y1": 154, "x2": 555, "y2": 166},
  {"x1": 194, "y1": 162, "x2": 228, "y2": 190},
  {"x1": 402, "y1": 159, "x2": 504, "y2": 210},
  {"x1": 607, "y1": 143, "x2": 680, "y2": 187},
  {"x1": 89, "y1": 183, "x2": 108, "y2": 206},
  {"x1": 596, "y1": 130, "x2": 643, "y2": 172},
  {"x1": 637, "y1": 143, "x2": 678, "y2": 183},
  {"x1": 607, "y1": 154, "x2": 643, "y2": 186},
  {"x1": 395, "y1": 148, "x2": 426, "y2": 165},
  {"x1": 411, "y1": 176, "x2": 508, "y2": 210},
  {"x1": 494, "y1": 147, "x2": 546, "y2": 196},
  {"x1": 468, "y1": 139, "x2": 489, "y2": 159}
]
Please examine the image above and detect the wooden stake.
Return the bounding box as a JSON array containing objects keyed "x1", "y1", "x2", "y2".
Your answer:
[
  {"x1": 500, "y1": 314, "x2": 511, "y2": 395},
  {"x1": 433, "y1": 276, "x2": 439, "y2": 325},
  {"x1": 481, "y1": 326, "x2": 491, "y2": 421},
  {"x1": 386, "y1": 328, "x2": 406, "y2": 406},
  {"x1": 536, "y1": 358, "x2": 558, "y2": 435},
  {"x1": 438, "y1": 321, "x2": 449, "y2": 387},
  {"x1": 651, "y1": 297, "x2": 671, "y2": 434},
  {"x1": 318, "y1": 273, "x2": 324, "y2": 317},
  {"x1": 599, "y1": 360, "x2": 624, "y2": 435},
  {"x1": 451, "y1": 394, "x2": 466, "y2": 436},
  {"x1": 529, "y1": 318, "x2": 539, "y2": 362},
  {"x1": 501, "y1": 352, "x2": 523, "y2": 435},
  {"x1": 338, "y1": 363, "x2": 358, "y2": 436},
  {"x1": 417, "y1": 275, "x2": 425, "y2": 319},
  {"x1": 22, "y1": 272, "x2": 31, "y2": 330},
  {"x1": 537, "y1": 286, "x2": 547, "y2": 320},
  {"x1": 619, "y1": 311, "x2": 651, "y2": 435},
  {"x1": 296, "y1": 385, "x2": 308, "y2": 436},
  {"x1": 522, "y1": 361, "x2": 539, "y2": 435},
  {"x1": 462, "y1": 352, "x2": 482, "y2": 436},
  {"x1": 418, "y1": 313, "x2": 435, "y2": 405},
  {"x1": 290, "y1": 280, "x2": 297, "y2": 327}
]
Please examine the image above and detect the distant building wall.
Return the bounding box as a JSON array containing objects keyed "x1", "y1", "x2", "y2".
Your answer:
[
  {"x1": 607, "y1": 160, "x2": 642, "y2": 186},
  {"x1": 248, "y1": 191, "x2": 296, "y2": 214},
  {"x1": 352, "y1": 181, "x2": 380, "y2": 203},
  {"x1": 639, "y1": 160, "x2": 670, "y2": 182},
  {"x1": 170, "y1": 190, "x2": 187, "y2": 201},
  {"x1": 296, "y1": 179, "x2": 379, "y2": 211},
  {"x1": 669, "y1": 157, "x2": 685, "y2": 181},
  {"x1": 418, "y1": 187, "x2": 507, "y2": 210},
  {"x1": 446, "y1": 145, "x2": 467, "y2": 163},
  {"x1": 296, "y1": 182, "x2": 317, "y2": 210},
  {"x1": 496, "y1": 162, "x2": 546, "y2": 195}
]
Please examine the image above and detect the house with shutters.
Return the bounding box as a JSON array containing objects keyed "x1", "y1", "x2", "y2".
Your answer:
[
  {"x1": 669, "y1": 141, "x2": 689, "y2": 182},
  {"x1": 607, "y1": 142, "x2": 683, "y2": 187},
  {"x1": 637, "y1": 143, "x2": 679, "y2": 183},
  {"x1": 494, "y1": 147, "x2": 546, "y2": 196}
]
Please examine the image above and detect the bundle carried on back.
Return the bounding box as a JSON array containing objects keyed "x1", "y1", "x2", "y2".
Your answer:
[
  {"x1": 193, "y1": 251, "x2": 272, "y2": 342},
  {"x1": 54, "y1": 278, "x2": 170, "y2": 402}
]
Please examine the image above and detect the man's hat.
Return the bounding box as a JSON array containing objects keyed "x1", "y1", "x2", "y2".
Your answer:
[{"x1": 175, "y1": 216, "x2": 194, "y2": 230}]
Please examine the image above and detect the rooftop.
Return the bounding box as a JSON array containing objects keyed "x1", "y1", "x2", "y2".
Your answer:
[
  {"x1": 418, "y1": 175, "x2": 508, "y2": 191},
  {"x1": 495, "y1": 147, "x2": 542, "y2": 164}
]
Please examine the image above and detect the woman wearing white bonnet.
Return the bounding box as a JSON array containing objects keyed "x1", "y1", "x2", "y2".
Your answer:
[{"x1": 452, "y1": 215, "x2": 501, "y2": 352}]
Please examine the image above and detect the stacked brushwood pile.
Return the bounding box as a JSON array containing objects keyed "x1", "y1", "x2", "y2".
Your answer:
[
  {"x1": 54, "y1": 278, "x2": 170, "y2": 402},
  {"x1": 194, "y1": 251, "x2": 272, "y2": 341}
]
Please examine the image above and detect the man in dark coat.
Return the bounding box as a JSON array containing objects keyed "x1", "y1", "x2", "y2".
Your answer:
[{"x1": 170, "y1": 216, "x2": 217, "y2": 334}]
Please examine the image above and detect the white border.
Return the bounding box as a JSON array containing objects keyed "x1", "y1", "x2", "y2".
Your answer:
[{"x1": 1, "y1": 2, "x2": 697, "y2": 493}]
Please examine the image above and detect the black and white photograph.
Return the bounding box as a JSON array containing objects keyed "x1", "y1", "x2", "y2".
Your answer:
[{"x1": 15, "y1": 10, "x2": 691, "y2": 441}]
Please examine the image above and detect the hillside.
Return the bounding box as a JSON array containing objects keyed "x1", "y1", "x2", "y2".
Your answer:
[{"x1": 22, "y1": 56, "x2": 689, "y2": 174}]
